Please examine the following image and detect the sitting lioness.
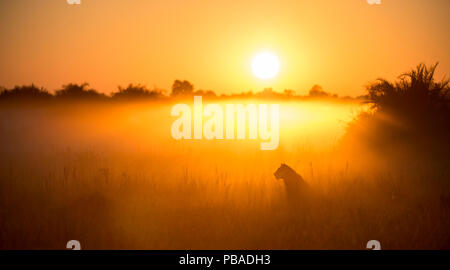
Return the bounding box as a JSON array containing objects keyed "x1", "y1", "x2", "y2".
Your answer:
[{"x1": 274, "y1": 163, "x2": 309, "y2": 204}]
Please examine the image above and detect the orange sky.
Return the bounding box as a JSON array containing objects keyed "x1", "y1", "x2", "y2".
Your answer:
[{"x1": 0, "y1": 0, "x2": 449, "y2": 96}]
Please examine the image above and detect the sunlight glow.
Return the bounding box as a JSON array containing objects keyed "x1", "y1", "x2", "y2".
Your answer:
[{"x1": 251, "y1": 52, "x2": 280, "y2": 80}]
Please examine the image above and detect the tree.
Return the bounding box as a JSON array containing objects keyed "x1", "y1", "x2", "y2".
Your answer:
[
  {"x1": 0, "y1": 84, "x2": 52, "y2": 100},
  {"x1": 55, "y1": 83, "x2": 106, "y2": 99},
  {"x1": 283, "y1": 89, "x2": 295, "y2": 97},
  {"x1": 111, "y1": 84, "x2": 163, "y2": 100},
  {"x1": 256, "y1": 87, "x2": 283, "y2": 98},
  {"x1": 308, "y1": 85, "x2": 330, "y2": 97},
  {"x1": 171, "y1": 80, "x2": 194, "y2": 96},
  {"x1": 367, "y1": 63, "x2": 449, "y2": 119},
  {"x1": 343, "y1": 63, "x2": 450, "y2": 157},
  {"x1": 193, "y1": 90, "x2": 216, "y2": 98}
]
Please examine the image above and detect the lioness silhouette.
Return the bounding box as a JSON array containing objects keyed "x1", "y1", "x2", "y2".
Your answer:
[{"x1": 274, "y1": 163, "x2": 309, "y2": 204}]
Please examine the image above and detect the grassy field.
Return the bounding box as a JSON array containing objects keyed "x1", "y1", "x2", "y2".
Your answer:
[{"x1": 0, "y1": 100, "x2": 449, "y2": 249}]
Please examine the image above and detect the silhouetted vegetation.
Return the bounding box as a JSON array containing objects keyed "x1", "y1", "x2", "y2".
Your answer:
[
  {"x1": 0, "y1": 84, "x2": 52, "y2": 101},
  {"x1": 193, "y1": 90, "x2": 216, "y2": 98},
  {"x1": 344, "y1": 63, "x2": 450, "y2": 157},
  {"x1": 55, "y1": 83, "x2": 107, "y2": 100},
  {"x1": 253, "y1": 88, "x2": 282, "y2": 99},
  {"x1": 111, "y1": 84, "x2": 164, "y2": 100},
  {"x1": 368, "y1": 63, "x2": 449, "y2": 123},
  {"x1": 308, "y1": 85, "x2": 338, "y2": 98},
  {"x1": 1, "y1": 63, "x2": 449, "y2": 249},
  {"x1": 0, "y1": 80, "x2": 355, "y2": 103},
  {"x1": 171, "y1": 80, "x2": 194, "y2": 96}
]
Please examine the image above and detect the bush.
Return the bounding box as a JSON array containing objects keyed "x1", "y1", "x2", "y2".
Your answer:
[
  {"x1": 367, "y1": 63, "x2": 449, "y2": 126},
  {"x1": 344, "y1": 63, "x2": 450, "y2": 157},
  {"x1": 112, "y1": 84, "x2": 163, "y2": 100},
  {"x1": 0, "y1": 84, "x2": 52, "y2": 100},
  {"x1": 55, "y1": 83, "x2": 106, "y2": 100}
]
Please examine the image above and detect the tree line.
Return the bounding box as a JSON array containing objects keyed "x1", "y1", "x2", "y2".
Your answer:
[{"x1": 0, "y1": 80, "x2": 356, "y2": 102}]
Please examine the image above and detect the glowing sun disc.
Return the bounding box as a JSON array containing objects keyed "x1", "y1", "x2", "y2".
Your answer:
[{"x1": 251, "y1": 52, "x2": 280, "y2": 80}]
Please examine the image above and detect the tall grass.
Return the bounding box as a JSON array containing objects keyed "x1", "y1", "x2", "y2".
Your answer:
[{"x1": 0, "y1": 100, "x2": 449, "y2": 249}]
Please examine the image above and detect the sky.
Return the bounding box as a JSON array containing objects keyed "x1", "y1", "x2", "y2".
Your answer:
[{"x1": 0, "y1": 0, "x2": 449, "y2": 96}]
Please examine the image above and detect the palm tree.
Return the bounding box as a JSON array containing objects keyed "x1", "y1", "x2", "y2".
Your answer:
[
  {"x1": 344, "y1": 63, "x2": 450, "y2": 156},
  {"x1": 367, "y1": 63, "x2": 449, "y2": 123}
]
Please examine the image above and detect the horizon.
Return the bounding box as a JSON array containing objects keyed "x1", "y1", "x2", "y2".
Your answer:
[
  {"x1": 0, "y1": 80, "x2": 366, "y2": 98},
  {"x1": 0, "y1": 0, "x2": 449, "y2": 96},
  {"x1": 1, "y1": 0, "x2": 450, "y2": 253}
]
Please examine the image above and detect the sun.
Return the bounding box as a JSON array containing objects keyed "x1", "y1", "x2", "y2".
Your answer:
[{"x1": 251, "y1": 52, "x2": 280, "y2": 80}]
